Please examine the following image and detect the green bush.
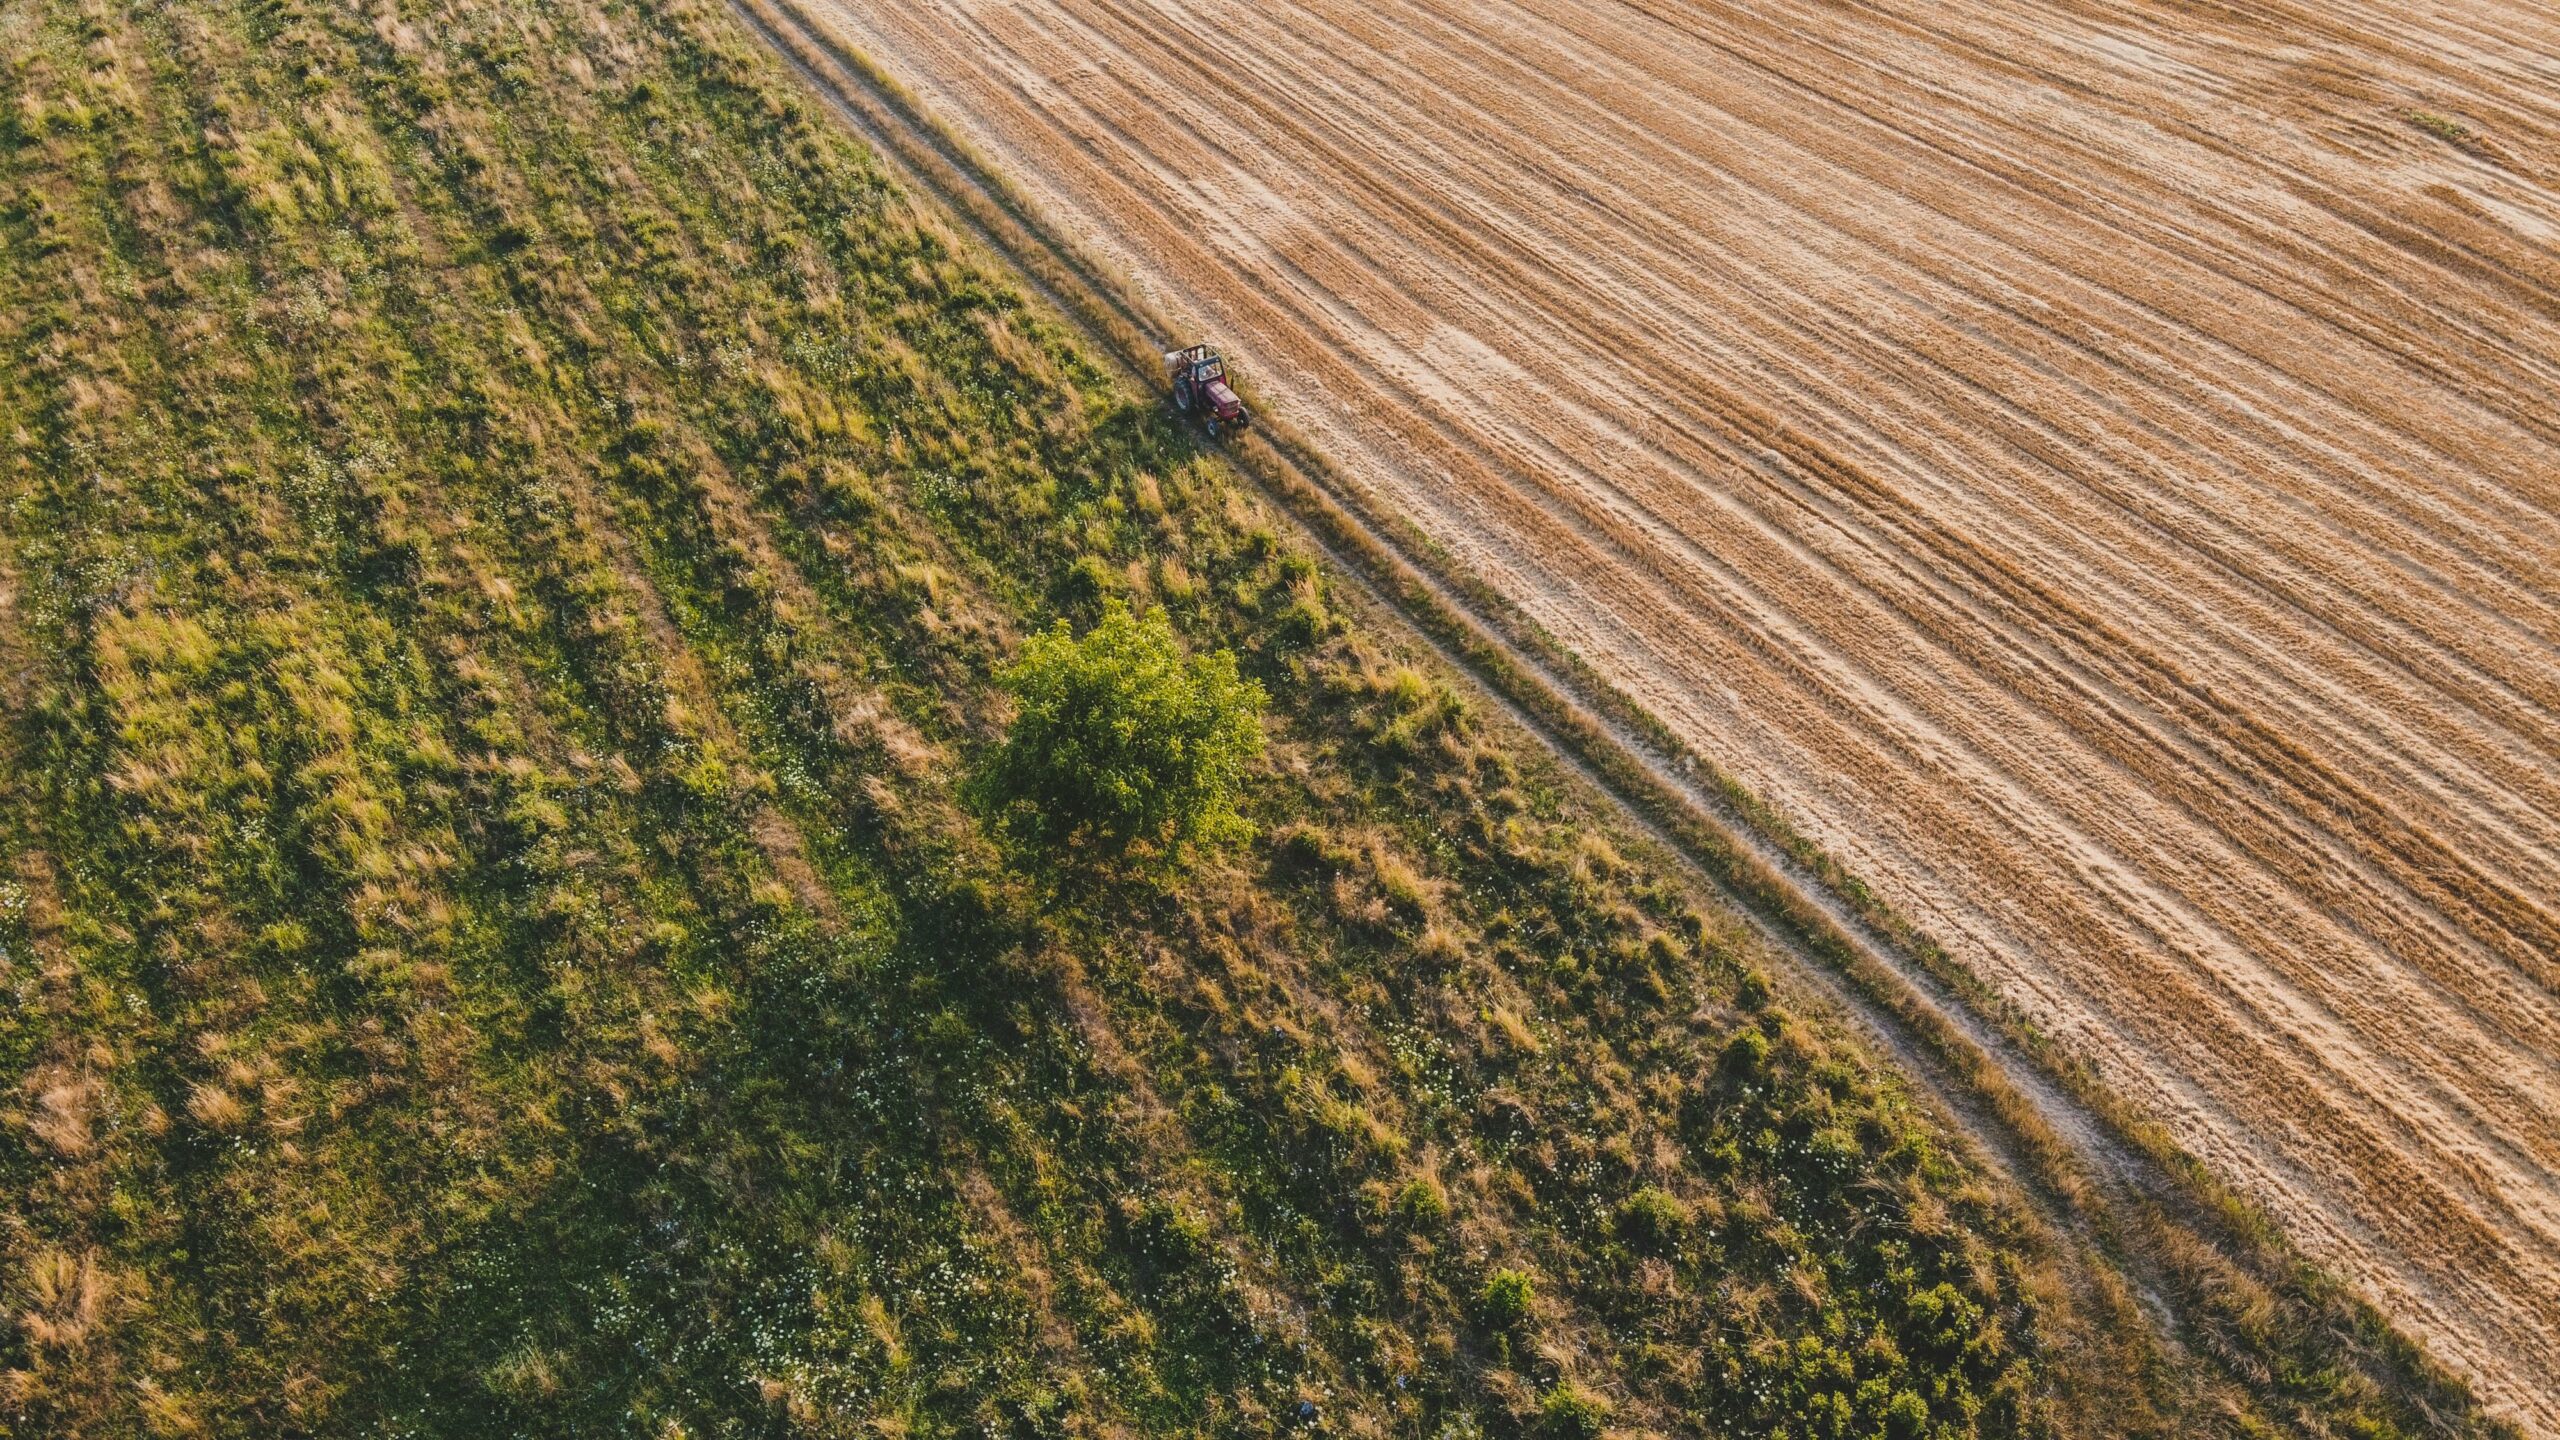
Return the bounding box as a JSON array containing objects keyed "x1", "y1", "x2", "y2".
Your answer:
[
  {"x1": 1539, "y1": 1383, "x2": 1610, "y2": 1440},
  {"x1": 1479, "y1": 1268, "x2": 1536, "y2": 1330},
  {"x1": 1720, "y1": 1027, "x2": 1770, "y2": 1078},
  {"x1": 979, "y1": 601, "x2": 1265, "y2": 865},
  {"x1": 1615, "y1": 1186, "x2": 1688, "y2": 1249},
  {"x1": 1395, "y1": 1174, "x2": 1451, "y2": 1228},
  {"x1": 1883, "y1": 1388, "x2": 1931, "y2": 1440}
]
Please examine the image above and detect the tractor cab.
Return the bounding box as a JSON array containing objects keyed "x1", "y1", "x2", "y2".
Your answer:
[{"x1": 1165, "y1": 343, "x2": 1251, "y2": 437}]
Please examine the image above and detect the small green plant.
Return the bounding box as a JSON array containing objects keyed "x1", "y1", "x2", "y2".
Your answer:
[
  {"x1": 1394, "y1": 1174, "x2": 1450, "y2": 1228},
  {"x1": 1615, "y1": 1186, "x2": 1688, "y2": 1249},
  {"x1": 1538, "y1": 1383, "x2": 1609, "y2": 1440},
  {"x1": 1478, "y1": 1268, "x2": 1536, "y2": 1330},
  {"x1": 979, "y1": 601, "x2": 1265, "y2": 866},
  {"x1": 1720, "y1": 1026, "x2": 1770, "y2": 1078},
  {"x1": 2406, "y1": 109, "x2": 2475, "y2": 145}
]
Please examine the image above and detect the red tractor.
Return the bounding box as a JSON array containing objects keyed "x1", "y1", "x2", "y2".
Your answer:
[{"x1": 1165, "y1": 343, "x2": 1250, "y2": 439}]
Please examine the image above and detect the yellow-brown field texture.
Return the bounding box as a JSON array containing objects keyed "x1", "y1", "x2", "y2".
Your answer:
[
  {"x1": 22, "y1": 0, "x2": 2409, "y2": 1434},
  {"x1": 782, "y1": 0, "x2": 2560, "y2": 1427}
]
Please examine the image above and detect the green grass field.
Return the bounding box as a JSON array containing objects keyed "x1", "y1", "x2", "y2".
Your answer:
[{"x1": 0, "y1": 0, "x2": 2503, "y2": 1436}]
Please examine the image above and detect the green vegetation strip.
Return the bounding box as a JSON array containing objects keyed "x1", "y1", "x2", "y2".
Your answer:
[{"x1": 0, "y1": 0, "x2": 2503, "y2": 1438}]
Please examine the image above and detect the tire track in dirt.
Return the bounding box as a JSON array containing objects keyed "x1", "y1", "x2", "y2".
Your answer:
[{"x1": 781, "y1": 0, "x2": 2560, "y2": 1425}]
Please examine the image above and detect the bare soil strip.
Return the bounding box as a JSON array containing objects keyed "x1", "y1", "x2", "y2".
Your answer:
[{"x1": 765, "y1": 0, "x2": 2560, "y2": 1427}]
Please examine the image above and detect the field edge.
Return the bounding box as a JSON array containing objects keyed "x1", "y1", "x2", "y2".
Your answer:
[{"x1": 725, "y1": 0, "x2": 2516, "y2": 1431}]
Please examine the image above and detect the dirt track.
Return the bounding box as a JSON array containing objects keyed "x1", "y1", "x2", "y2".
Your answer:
[{"x1": 787, "y1": 0, "x2": 2560, "y2": 1424}]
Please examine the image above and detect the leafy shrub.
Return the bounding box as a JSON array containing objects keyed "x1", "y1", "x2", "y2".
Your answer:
[
  {"x1": 1883, "y1": 1388, "x2": 1931, "y2": 1440},
  {"x1": 1395, "y1": 1174, "x2": 1451, "y2": 1229},
  {"x1": 1615, "y1": 1186, "x2": 1688, "y2": 1250},
  {"x1": 979, "y1": 601, "x2": 1264, "y2": 865},
  {"x1": 1720, "y1": 1027, "x2": 1770, "y2": 1078},
  {"x1": 1538, "y1": 1383, "x2": 1609, "y2": 1440},
  {"x1": 1478, "y1": 1268, "x2": 1536, "y2": 1330}
]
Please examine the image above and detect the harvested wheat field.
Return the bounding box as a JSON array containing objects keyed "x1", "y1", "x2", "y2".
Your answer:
[{"x1": 784, "y1": 0, "x2": 2560, "y2": 1425}]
